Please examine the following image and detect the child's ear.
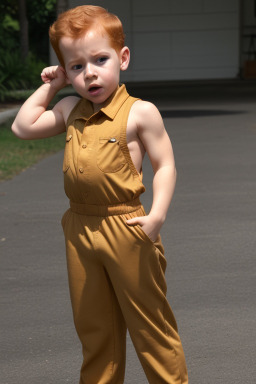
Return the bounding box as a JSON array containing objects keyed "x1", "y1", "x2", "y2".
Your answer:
[{"x1": 120, "y1": 46, "x2": 130, "y2": 71}]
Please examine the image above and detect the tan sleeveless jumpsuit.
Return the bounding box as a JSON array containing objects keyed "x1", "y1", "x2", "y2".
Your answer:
[{"x1": 61, "y1": 85, "x2": 188, "y2": 384}]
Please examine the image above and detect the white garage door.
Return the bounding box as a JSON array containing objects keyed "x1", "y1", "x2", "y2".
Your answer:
[{"x1": 69, "y1": 0, "x2": 240, "y2": 81}]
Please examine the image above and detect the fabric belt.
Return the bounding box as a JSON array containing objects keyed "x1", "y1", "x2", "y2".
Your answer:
[{"x1": 70, "y1": 198, "x2": 142, "y2": 216}]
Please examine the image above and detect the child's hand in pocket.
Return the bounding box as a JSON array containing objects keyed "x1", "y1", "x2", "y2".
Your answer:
[{"x1": 126, "y1": 215, "x2": 161, "y2": 242}]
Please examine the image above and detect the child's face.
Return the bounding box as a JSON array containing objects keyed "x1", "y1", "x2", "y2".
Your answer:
[{"x1": 59, "y1": 30, "x2": 129, "y2": 110}]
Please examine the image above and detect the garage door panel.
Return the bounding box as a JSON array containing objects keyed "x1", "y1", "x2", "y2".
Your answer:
[
  {"x1": 134, "y1": 13, "x2": 238, "y2": 32},
  {"x1": 171, "y1": 0, "x2": 204, "y2": 14},
  {"x1": 203, "y1": 0, "x2": 239, "y2": 13},
  {"x1": 132, "y1": 33, "x2": 172, "y2": 70},
  {"x1": 172, "y1": 30, "x2": 239, "y2": 68},
  {"x1": 133, "y1": 0, "x2": 172, "y2": 15}
]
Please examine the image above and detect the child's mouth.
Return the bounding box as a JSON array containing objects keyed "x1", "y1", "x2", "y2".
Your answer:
[{"x1": 89, "y1": 86, "x2": 102, "y2": 95}]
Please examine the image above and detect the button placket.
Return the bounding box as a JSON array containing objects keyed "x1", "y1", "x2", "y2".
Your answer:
[
  {"x1": 78, "y1": 126, "x2": 89, "y2": 174},
  {"x1": 78, "y1": 116, "x2": 97, "y2": 178}
]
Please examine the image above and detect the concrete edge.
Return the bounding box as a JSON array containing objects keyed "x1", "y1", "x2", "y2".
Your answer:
[{"x1": 0, "y1": 108, "x2": 20, "y2": 125}]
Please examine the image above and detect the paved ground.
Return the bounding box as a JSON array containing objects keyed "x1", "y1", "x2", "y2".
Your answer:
[
  {"x1": 1, "y1": 81, "x2": 256, "y2": 383},
  {"x1": 0, "y1": 107, "x2": 20, "y2": 124}
]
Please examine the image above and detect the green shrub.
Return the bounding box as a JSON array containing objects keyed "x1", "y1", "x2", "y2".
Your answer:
[
  {"x1": 0, "y1": 49, "x2": 46, "y2": 101},
  {"x1": 24, "y1": 53, "x2": 46, "y2": 87}
]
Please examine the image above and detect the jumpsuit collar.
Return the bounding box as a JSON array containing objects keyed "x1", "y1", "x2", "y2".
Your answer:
[
  {"x1": 100, "y1": 84, "x2": 130, "y2": 120},
  {"x1": 75, "y1": 84, "x2": 130, "y2": 122}
]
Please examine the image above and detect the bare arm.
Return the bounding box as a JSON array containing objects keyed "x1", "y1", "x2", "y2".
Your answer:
[
  {"x1": 12, "y1": 66, "x2": 78, "y2": 140},
  {"x1": 127, "y1": 101, "x2": 176, "y2": 241}
]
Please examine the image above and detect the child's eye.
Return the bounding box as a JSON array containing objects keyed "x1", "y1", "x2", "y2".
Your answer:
[
  {"x1": 72, "y1": 64, "x2": 82, "y2": 70},
  {"x1": 97, "y1": 57, "x2": 108, "y2": 64}
]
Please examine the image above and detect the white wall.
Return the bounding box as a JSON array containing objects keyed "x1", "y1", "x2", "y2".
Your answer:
[{"x1": 68, "y1": 0, "x2": 240, "y2": 81}]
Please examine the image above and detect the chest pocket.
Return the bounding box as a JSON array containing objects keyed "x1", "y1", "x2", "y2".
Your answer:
[
  {"x1": 97, "y1": 137, "x2": 125, "y2": 173},
  {"x1": 63, "y1": 132, "x2": 73, "y2": 173}
]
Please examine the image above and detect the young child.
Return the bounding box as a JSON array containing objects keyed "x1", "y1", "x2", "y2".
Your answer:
[{"x1": 12, "y1": 5, "x2": 188, "y2": 384}]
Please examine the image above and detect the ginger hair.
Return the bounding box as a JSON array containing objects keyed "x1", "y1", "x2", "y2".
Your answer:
[{"x1": 49, "y1": 5, "x2": 125, "y2": 67}]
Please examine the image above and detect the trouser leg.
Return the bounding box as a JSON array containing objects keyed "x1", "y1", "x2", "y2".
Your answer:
[
  {"x1": 62, "y1": 211, "x2": 127, "y2": 384},
  {"x1": 100, "y1": 211, "x2": 188, "y2": 384}
]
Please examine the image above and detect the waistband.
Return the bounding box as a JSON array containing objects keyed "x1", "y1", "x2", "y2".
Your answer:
[{"x1": 69, "y1": 198, "x2": 142, "y2": 216}]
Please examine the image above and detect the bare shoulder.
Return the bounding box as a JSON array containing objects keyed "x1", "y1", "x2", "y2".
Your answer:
[
  {"x1": 131, "y1": 99, "x2": 161, "y2": 118},
  {"x1": 130, "y1": 99, "x2": 164, "y2": 135},
  {"x1": 54, "y1": 95, "x2": 81, "y2": 125},
  {"x1": 127, "y1": 99, "x2": 173, "y2": 170}
]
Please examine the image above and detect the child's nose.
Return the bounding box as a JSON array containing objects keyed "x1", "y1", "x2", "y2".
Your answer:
[{"x1": 85, "y1": 63, "x2": 97, "y2": 79}]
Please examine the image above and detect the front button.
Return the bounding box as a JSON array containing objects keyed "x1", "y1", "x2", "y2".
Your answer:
[
  {"x1": 79, "y1": 167, "x2": 84, "y2": 173},
  {"x1": 82, "y1": 144, "x2": 87, "y2": 149}
]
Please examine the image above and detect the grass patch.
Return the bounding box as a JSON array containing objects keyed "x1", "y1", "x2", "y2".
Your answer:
[{"x1": 0, "y1": 118, "x2": 65, "y2": 181}]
